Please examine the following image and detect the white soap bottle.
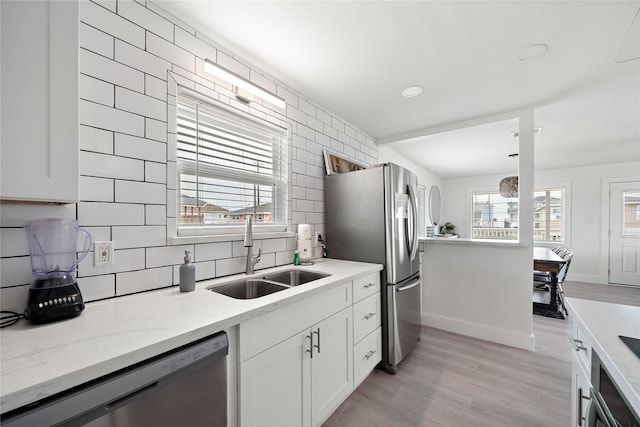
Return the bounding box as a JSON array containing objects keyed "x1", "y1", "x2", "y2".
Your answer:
[{"x1": 179, "y1": 250, "x2": 195, "y2": 292}]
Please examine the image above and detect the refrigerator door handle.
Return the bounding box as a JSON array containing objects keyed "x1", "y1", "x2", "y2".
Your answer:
[
  {"x1": 407, "y1": 184, "x2": 419, "y2": 261},
  {"x1": 396, "y1": 276, "x2": 421, "y2": 292}
]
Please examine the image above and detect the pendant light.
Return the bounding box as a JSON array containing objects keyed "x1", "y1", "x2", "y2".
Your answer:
[{"x1": 499, "y1": 153, "x2": 519, "y2": 198}]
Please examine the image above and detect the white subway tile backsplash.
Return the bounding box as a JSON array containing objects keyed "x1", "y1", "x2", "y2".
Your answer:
[
  {"x1": 80, "y1": 49, "x2": 144, "y2": 93},
  {"x1": 276, "y1": 250, "x2": 295, "y2": 266},
  {"x1": 146, "y1": 118, "x2": 168, "y2": 143},
  {"x1": 145, "y1": 162, "x2": 167, "y2": 184},
  {"x1": 299, "y1": 99, "x2": 316, "y2": 118},
  {"x1": 79, "y1": 151, "x2": 144, "y2": 181},
  {"x1": 78, "y1": 202, "x2": 145, "y2": 226},
  {"x1": 115, "y1": 39, "x2": 171, "y2": 81},
  {"x1": 0, "y1": 228, "x2": 28, "y2": 257},
  {"x1": 83, "y1": 227, "x2": 112, "y2": 245},
  {"x1": 116, "y1": 87, "x2": 167, "y2": 122},
  {"x1": 216, "y1": 51, "x2": 250, "y2": 80},
  {"x1": 215, "y1": 257, "x2": 245, "y2": 277},
  {"x1": 194, "y1": 260, "x2": 216, "y2": 282},
  {"x1": 146, "y1": 245, "x2": 193, "y2": 268},
  {"x1": 262, "y1": 239, "x2": 287, "y2": 253},
  {"x1": 307, "y1": 116, "x2": 323, "y2": 133},
  {"x1": 78, "y1": 274, "x2": 115, "y2": 301},
  {"x1": 80, "y1": 100, "x2": 145, "y2": 137},
  {"x1": 1, "y1": 256, "x2": 32, "y2": 287},
  {"x1": 80, "y1": 0, "x2": 145, "y2": 49},
  {"x1": 174, "y1": 26, "x2": 217, "y2": 63},
  {"x1": 80, "y1": 176, "x2": 114, "y2": 202},
  {"x1": 113, "y1": 226, "x2": 166, "y2": 249},
  {"x1": 78, "y1": 248, "x2": 145, "y2": 277},
  {"x1": 117, "y1": 0, "x2": 174, "y2": 42},
  {"x1": 80, "y1": 74, "x2": 114, "y2": 106},
  {"x1": 145, "y1": 75, "x2": 167, "y2": 101},
  {"x1": 80, "y1": 22, "x2": 114, "y2": 59},
  {"x1": 147, "y1": 33, "x2": 195, "y2": 73},
  {"x1": 115, "y1": 181, "x2": 166, "y2": 204},
  {"x1": 196, "y1": 242, "x2": 233, "y2": 261},
  {"x1": 0, "y1": 205, "x2": 75, "y2": 230},
  {"x1": 0, "y1": 284, "x2": 29, "y2": 313},
  {"x1": 115, "y1": 134, "x2": 166, "y2": 163},
  {"x1": 116, "y1": 266, "x2": 172, "y2": 296},
  {"x1": 232, "y1": 240, "x2": 262, "y2": 258},
  {"x1": 146, "y1": 205, "x2": 167, "y2": 225},
  {"x1": 80, "y1": 125, "x2": 114, "y2": 154}
]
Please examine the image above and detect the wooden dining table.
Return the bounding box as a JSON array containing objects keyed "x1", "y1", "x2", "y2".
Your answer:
[{"x1": 533, "y1": 247, "x2": 568, "y2": 319}]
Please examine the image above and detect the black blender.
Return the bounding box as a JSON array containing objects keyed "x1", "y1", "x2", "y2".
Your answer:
[{"x1": 23, "y1": 218, "x2": 92, "y2": 324}]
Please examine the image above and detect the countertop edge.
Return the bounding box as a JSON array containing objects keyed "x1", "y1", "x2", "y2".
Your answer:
[
  {"x1": 0, "y1": 259, "x2": 382, "y2": 414},
  {"x1": 565, "y1": 297, "x2": 640, "y2": 416}
]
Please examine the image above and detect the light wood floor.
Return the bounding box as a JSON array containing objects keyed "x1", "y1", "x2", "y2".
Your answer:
[{"x1": 323, "y1": 281, "x2": 640, "y2": 427}]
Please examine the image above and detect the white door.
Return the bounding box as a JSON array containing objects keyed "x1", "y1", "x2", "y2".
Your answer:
[
  {"x1": 609, "y1": 181, "x2": 640, "y2": 286},
  {"x1": 311, "y1": 307, "x2": 353, "y2": 426}
]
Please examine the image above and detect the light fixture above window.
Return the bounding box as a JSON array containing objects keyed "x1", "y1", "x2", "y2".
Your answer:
[
  {"x1": 204, "y1": 59, "x2": 286, "y2": 109},
  {"x1": 499, "y1": 153, "x2": 518, "y2": 198}
]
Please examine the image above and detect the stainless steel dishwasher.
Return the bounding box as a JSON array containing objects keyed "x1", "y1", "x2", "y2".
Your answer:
[{"x1": 2, "y1": 331, "x2": 228, "y2": 427}]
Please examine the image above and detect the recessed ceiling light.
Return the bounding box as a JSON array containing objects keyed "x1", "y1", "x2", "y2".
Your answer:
[
  {"x1": 402, "y1": 86, "x2": 423, "y2": 98},
  {"x1": 514, "y1": 44, "x2": 548, "y2": 62}
]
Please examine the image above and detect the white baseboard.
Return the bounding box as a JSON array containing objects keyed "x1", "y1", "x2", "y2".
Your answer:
[{"x1": 421, "y1": 312, "x2": 536, "y2": 351}]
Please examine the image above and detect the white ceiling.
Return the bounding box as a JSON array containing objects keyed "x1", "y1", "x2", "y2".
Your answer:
[{"x1": 155, "y1": 1, "x2": 640, "y2": 178}]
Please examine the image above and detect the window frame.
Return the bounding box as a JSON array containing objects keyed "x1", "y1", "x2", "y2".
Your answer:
[
  {"x1": 467, "y1": 181, "x2": 571, "y2": 245},
  {"x1": 175, "y1": 86, "x2": 290, "y2": 238}
]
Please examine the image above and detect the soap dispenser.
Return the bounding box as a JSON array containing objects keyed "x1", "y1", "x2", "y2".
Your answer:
[{"x1": 180, "y1": 250, "x2": 195, "y2": 292}]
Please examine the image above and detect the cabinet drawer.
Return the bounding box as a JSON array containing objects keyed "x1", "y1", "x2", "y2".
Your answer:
[
  {"x1": 240, "y1": 281, "x2": 352, "y2": 362},
  {"x1": 354, "y1": 327, "x2": 381, "y2": 387},
  {"x1": 353, "y1": 293, "x2": 381, "y2": 343},
  {"x1": 352, "y1": 273, "x2": 380, "y2": 302}
]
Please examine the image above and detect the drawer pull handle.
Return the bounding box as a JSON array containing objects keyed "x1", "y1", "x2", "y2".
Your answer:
[
  {"x1": 364, "y1": 312, "x2": 376, "y2": 320},
  {"x1": 363, "y1": 283, "x2": 376, "y2": 289},
  {"x1": 364, "y1": 350, "x2": 376, "y2": 360},
  {"x1": 569, "y1": 337, "x2": 588, "y2": 352},
  {"x1": 314, "y1": 328, "x2": 321, "y2": 354}
]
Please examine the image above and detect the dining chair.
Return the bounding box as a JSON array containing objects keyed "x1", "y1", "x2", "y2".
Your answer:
[{"x1": 533, "y1": 251, "x2": 574, "y2": 315}]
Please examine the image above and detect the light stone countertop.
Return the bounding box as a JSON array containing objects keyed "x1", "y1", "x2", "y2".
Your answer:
[
  {"x1": 0, "y1": 259, "x2": 382, "y2": 414},
  {"x1": 566, "y1": 297, "x2": 640, "y2": 415}
]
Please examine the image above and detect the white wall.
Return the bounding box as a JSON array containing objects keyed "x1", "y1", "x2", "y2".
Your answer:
[
  {"x1": 442, "y1": 160, "x2": 640, "y2": 284},
  {"x1": 0, "y1": 0, "x2": 377, "y2": 312}
]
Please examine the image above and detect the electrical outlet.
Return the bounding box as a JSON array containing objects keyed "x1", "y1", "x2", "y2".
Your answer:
[{"x1": 94, "y1": 241, "x2": 115, "y2": 267}]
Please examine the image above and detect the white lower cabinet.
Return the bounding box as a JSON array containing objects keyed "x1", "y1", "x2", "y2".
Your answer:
[
  {"x1": 571, "y1": 350, "x2": 592, "y2": 427},
  {"x1": 240, "y1": 307, "x2": 353, "y2": 427},
  {"x1": 570, "y1": 317, "x2": 593, "y2": 427}
]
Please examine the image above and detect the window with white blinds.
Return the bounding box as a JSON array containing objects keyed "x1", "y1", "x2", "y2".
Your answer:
[{"x1": 176, "y1": 92, "x2": 288, "y2": 231}]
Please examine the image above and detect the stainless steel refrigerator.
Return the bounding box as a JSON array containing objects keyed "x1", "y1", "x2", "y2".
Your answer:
[{"x1": 325, "y1": 163, "x2": 421, "y2": 373}]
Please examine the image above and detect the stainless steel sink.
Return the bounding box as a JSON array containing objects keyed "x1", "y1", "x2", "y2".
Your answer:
[
  {"x1": 208, "y1": 269, "x2": 331, "y2": 299},
  {"x1": 209, "y1": 279, "x2": 289, "y2": 299},
  {"x1": 260, "y1": 270, "x2": 330, "y2": 286}
]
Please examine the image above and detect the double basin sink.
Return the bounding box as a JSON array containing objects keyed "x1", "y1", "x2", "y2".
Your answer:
[{"x1": 208, "y1": 269, "x2": 330, "y2": 299}]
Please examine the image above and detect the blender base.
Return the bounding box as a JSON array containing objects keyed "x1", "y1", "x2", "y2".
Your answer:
[{"x1": 25, "y1": 276, "x2": 85, "y2": 324}]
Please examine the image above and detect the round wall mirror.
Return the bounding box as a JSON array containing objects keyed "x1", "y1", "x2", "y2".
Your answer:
[{"x1": 428, "y1": 185, "x2": 441, "y2": 226}]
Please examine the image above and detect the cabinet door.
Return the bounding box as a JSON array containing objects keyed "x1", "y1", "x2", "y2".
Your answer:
[
  {"x1": 311, "y1": 307, "x2": 353, "y2": 426},
  {"x1": 0, "y1": 0, "x2": 78, "y2": 203},
  {"x1": 571, "y1": 350, "x2": 591, "y2": 427},
  {"x1": 240, "y1": 330, "x2": 312, "y2": 427}
]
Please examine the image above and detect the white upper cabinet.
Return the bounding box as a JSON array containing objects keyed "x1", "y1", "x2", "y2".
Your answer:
[{"x1": 1, "y1": 1, "x2": 79, "y2": 203}]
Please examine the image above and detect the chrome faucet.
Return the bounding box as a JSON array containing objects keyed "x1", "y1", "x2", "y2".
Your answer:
[{"x1": 244, "y1": 216, "x2": 261, "y2": 274}]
